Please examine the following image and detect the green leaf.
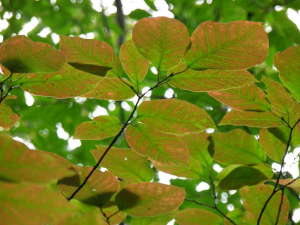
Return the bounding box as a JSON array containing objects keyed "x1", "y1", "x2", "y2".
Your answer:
[
  {"x1": 132, "y1": 17, "x2": 190, "y2": 71},
  {"x1": 57, "y1": 166, "x2": 119, "y2": 207},
  {"x1": 115, "y1": 182, "x2": 185, "y2": 217},
  {"x1": 220, "y1": 110, "x2": 283, "y2": 128},
  {"x1": 0, "y1": 96, "x2": 19, "y2": 130},
  {"x1": 60, "y1": 35, "x2": 122, "y2": 77},
  {"x1": 131, "y1": 211, "x2": 176, "y2": 225},
  {"x1": 274, "y1": 45, "x2": 300, "y2": 101},
  {"x1": 91, "y1": 146, "x2": 154, "y2": 182},
  {"x1": 211, "y1": 129, "x2": 266, "y2": 165},
  {"x1": 128, "y1": 9, "x2": 151, "y2": 20},
  {"x1": 185, "y1": 21, "x2": 268, "y2": 70},
  {"x1": 120, "y1": 39, "x2": 149, "y2": 84},
  {"x1": 209, "y1": 84, "x2": 271, "y2": 112},
  {"x1": 74, "y1": 115, "x2": 121, "y2": 140},
  {"x1": 278, "y1": 179, "x2": 300, "y2": 192},
  {"x1": 0, "y1": 135, "x2": 75, "y2": 184},
  {"x1": 215, "y1": 164, "x2": 273, "y2": 190},
  {"x1": 240, "y1": 184, "x2": 289, "y2": 225},
  {"x1": 125, "y1": 123, "x2": 189, "y2": 165},
  {"x1": 56, "y1": 211, "x2": 107, "y2": 225},
  {"x1": 21, "y1": 63, "x2": 101, "y2": 98},
  {"x1": 0, "y1": 36, "x2": 66, "y2": 73},
  {"x1": 99, "y1": 201, "x2": 127, "y2": 224},
  {"x1": 136, "y1": 99, "x2": 215, "y2": 135},
  {"x1": 175, "y1": 208, "x2": 223, "y2": 225},
  {"x1": 83, "y1": 78, "x2": 135, "y2": 100}
]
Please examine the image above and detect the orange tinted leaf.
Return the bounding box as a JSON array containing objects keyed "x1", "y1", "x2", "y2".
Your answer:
[
  {"x1": 211, "y1": 129, "x2": 266, "y2": 165},
  {"x1": 0, "y1": 182, "x2": 78, "y2": 225},
  {"x1": 209, "y1": 84, "x2": 270, "y2": 112},
  {"x1": 185, "y1": 21, "x2": 268, "y2": 70},
  {"x1": 0, "y1": 135, "x2": 75, "y2": 184},
  {"x1": 1, "y1": 35, "x2": 32, "y2": 45},
  {"x1": 83, "y1": 78, "x2": 135, "y2": 100},
  {"x1": 274, "y1": 45, "x2": 300, "y2": 100},
  {"x1": 56, "y1": 211, "x2": 107, "y2": 225},
  {"x1": 115, "y1": 182, "x2": 185, "y2": 217},
  {"x1": 0, "y1": 37, "x2": 66, "y2": 73},
  {"x1": 175, "y1": 208, "x2": 222, "y2": 225},
  {"x1": 137, "y1": 99, "x2": 215, "y2": 135},
  {"x1": 0, "y1": 96, "x2": 19, "y2": 130},
  {"x1": 99, "y1": 201, "x2": 127, "y2": 224},
  {"x1": 91, "y1": 146, "x2": 154, "y2": 182},
  {"x1": 132, "y1": 17, "x2": 190, "y2": 70},
  {"x1": 220, "y1": 110, "x2": 282, "y2": 128},
  {"x1": 278, "y1": 179, "x2": 300, "y2": 192},
  {"x1": 120, "y1": 39, "x2": 149, "y2": 84},
  {"x1": 21, "y1": 63, "x2": 101, "y2": 98},
  {"x1": 125, "y1": 124, "x2": 189, "y2": 165},
  {"x1": 58, "y1": 166, "x2": 119, "y2": 207},
  {"x1": 60, "y1": 35, "x2": 122, "y2": 77},
  {"x1": 74, "y1": 115, "x2": 121, "y2": 140},
  {"x1": 131, "y1": 210, "x2": 177, "y2": 225},
  {"x1": 240, "y1": 184, "x2": 289, "y2": 225}
]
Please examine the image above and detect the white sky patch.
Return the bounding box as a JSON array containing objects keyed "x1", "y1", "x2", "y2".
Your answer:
[
  {"x1": 221, "y1": 192, "x2": 228, "y2": 203},
  {"x1": 287, "y1": 8, "x2": 300, "y2": 31},
  {"x1": 121, "y1": 101, "x2": 132, "y2": 111},
  {"x1": 229, "y1": 190, "x2": 237, "y2": 195},
  {"x1": 105, "y1": 6, "x2": 117, "y2": 15},
  {"x1": 196, "y1": 0, "x2": 204, "y2": 5},
  {"x1": 68, "y1": 136, "x2": 81, "y2": 151},
  {"x1": 24, "y1": 92, "x2": 34, "y2": 106},
  {"x1": 92, "y1": 106, "x2": 109, "y2": 118},
  {"x1": 19, "y1": 17, "x2": 39, "y2": 35},
  {"x1": 196, "y1": 182, "x2": 210, "y2": 192},
  {"x1": 108, "y1": 101, "x2": 116, "y2": 111},
  {"x1": 213, "y1": 164, "x2": 223, "y2": 173},
  {"x1": 0, "y1": 19, "x2": 9, "y2": 32},
  {"x1": 129, "y1": 95, "x2": 139, "y2": 105},
  {"x1": 164, "y1": 88, "x2": 174, "y2": 99},
  {"x1": 74, "y1": 97, "x2": 86, "y2": 104},
  {"x1": 0, "y1": 35, "x2": 3, "y2": 43},
  {"x1": 227, "y1": 204, "x2": 234, "y2": 211},
  {"x1": 56, "y1": 123, "x2": 70, "y2": 140},
  {"x1": 150, "y1": 67, "x2": 158, "y2": 74},
  {"x1": 205, "y1": 106, "x2": 213, "y2": 111},
  {"x1": 167, "y1": 219, "x2": 175, "y2": 225},
  {"x1": 3, "y1": 11, "x2": 13, "y2": 20},
  {"x1": 100, "y1": 167, "x2": 108, "y2": 172},
  {"x1": 142, "y1": 86, "x2": 152, "y2": 97},
  {"x1": 38, "y1": 27, "x2": 51, "y2": 38},
  {"x1": 293, "y1": 208, "x2": 300, "y2": 223},
  {"x1": 122, "y1": 0, "x2": 150, "y2": 15},
  {"x1": 90, "y1": 0, "x2": 102, "y2": 12},
  {"x1": 205, "y1": 128, "x2": 215, "y2": 134},
  {"x1": 158, "y1": 171, "x2": 185, "y2": 185},
  {"x1": 275, "y1": 5, "x2": 284, "y2": 11},
  {"x1": 13, "y1": 137, "x2": 36, "y2": 149},
  {"x1": 86, "y1": 32, "x2": 95, "y2": 39},
  {"x1": 51, "y1": 33, "x2": 60, "y2": 44}
]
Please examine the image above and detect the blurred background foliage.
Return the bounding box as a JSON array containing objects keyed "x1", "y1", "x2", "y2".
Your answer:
[{"x1": 1, "y1": 0, "x2": 300, "y2": 224}]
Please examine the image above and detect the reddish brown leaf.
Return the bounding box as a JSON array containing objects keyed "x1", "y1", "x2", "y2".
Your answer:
[
  {"x1": 0, "y1": 96, "x2": 19, "y2": 130},
  {"x1": 175, "y1": 208, "x2": 223, "y2": 225}
]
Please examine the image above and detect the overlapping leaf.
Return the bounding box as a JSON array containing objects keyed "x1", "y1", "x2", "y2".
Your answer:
[
  {"x1": 120, "y1": 39, "x2": 149, "y2": 84},
  {"x1": 175, "y1": 208, "x2": 223, "y2": 225},
  {"x1": 91, "y1": 146, "x2": 153, "y2": 182},
  {"x1": 274, "y1": 45, "x2": 300, "y2": 100},
  {"x1": 211, "y1": 129, "x2": 266, "y2": 165},
  {"x1": 131, "y1": 211, "x2": 176, "y2": 225},
  {"x1": 137, "y1": 99, "x2": 215, "y2": 135},
  {"x1": 185, "y1": 21, "x2": 268, "y2": 70},
  {"x1": 74, "y1": 116, "x2": 121, "y2": 140},
  {"x1": 132, "y1": 17, "x2": 190, "y2": 70},
  {"x1": 99, "y1": 201, "x2": 127, "y2": 224},
  {"x1": 56, "y1": 211, "x2": 107, "y2": 225},
  {"x1": 115, "y1": 182, "x2": 185, "y2": 217},
  {"x1": 278, "y1": 179, "x2": 300, "y2": 192},
  {"x1": 125, "y1": 123, "x2": 189, "y2": 165},
  {"x1": 0, "y1": 96, "x2": 19, "y2": 130}
]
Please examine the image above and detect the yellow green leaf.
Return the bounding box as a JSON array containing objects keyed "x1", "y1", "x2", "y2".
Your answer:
[
  {"x1": 278, "y1": 179, "x2": 300, "y2": 192},
  {"x1": 99, "y1": 201, "x2": 127, "y2": 224},
  {"x1": 0, "y1": 96, "x2": 19, "y2": 130},
  {"x1": 175, "y1": 208, "x2": 223, "y2": 225}
]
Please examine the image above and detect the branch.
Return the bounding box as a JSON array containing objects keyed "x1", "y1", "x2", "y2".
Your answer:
[{"x1": 275, "y1": 189, "x2": 284, "y2": 225}]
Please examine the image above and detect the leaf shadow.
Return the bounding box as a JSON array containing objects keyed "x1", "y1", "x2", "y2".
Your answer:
[{"x1": 69, "y1": 63, "x2": 112, "y2": 76}]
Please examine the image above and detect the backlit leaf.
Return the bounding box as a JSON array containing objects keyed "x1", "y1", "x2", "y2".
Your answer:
[
  {"x1": 0, "y1": 36, "x2": 66, "y2": 73},
  {"x1": 137, "y1": 99, "x2": 215, "y2": 135},
  {"x1": 131, "y1": 211, "x2": 176, "y2": 225},
  {"x1": 83, "y1": 78, "x2": 135, "y2": 100},
  {"x1": 274, "y1": 45, "x2": 300, "y2": 100},
  {"x1": 21, "y1": 63, "x2": 101, "y2": 98},
  {"x1": 74, "y1": 115, "x2": 121, "y2": 140},
  {"x1": 120, "y1": 39, "x2": 149, "y2": 84},
  {"x1": 220, "y1": 110, "x2": 283, "y2": 128},
  {"x1": 0, "y1": 135, "x2": 75, "y2": 184},
  {"x1": 56, "y1": 211, "x2": 107, "y2": 225},
  {"x1": 115, "y1": 182, "x2": 185, "y2": 217},
  {"x1": 185, "y1": 21, "x2": 268, "y2": 70},
  {"x1": 57, "y1": 166, "x2": 119, "y2": 207},
  {"x1": 99, "y1": 201, "x2": 127, "y2": 224},
  {"x1": 0, "y1": 96, "x2": 19, "y2": 130},
  {"x1": 91, "y1": 146, "x2": 154, "y2": 182},
  {"x1": 175, "y1": 208, "x2": 222, "y2": 225},
  {"x1": 132, "y1": 17, "x2": 190, "y2": 71},
  {"x1": 209, "y1": 84, "x2": 270, "y2": 111},
  {"x1": 125, "y1": 123, "x2": 189, "y2": 165},
  {"x1": 60, "y1": 35, "x2": 122, "y2": 77},
  {"x1": 278, "y1": 179, "x2": 300, "y2": 192}
]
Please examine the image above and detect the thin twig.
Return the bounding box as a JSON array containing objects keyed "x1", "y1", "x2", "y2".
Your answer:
[{"x1": 275, "y1": 189, "x2": 284, "y2": 225}]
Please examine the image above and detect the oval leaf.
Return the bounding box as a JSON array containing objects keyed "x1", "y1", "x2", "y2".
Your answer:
[{"x1": 175, "y1": 208, "x2": 223, "y2": 225}]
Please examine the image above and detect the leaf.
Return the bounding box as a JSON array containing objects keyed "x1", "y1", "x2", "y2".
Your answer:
[
  {"x1": 131, "y1": 211, "x2": 176, "y2": 225},
  {"x1": 0, "y1": 135, "x2": 75, "y2": 184},
  {"x1": 137, "y1": 99, "x2": 215, "y2": 135},
  {"x1": 99, "y1": 201, "x2": 127, "y2": 224},
  {"x1": 56, "y1": 211, "x2": 107, "y2": 225},
  {"x1": 211, "y1": 129, "x2": 266, "y2": 165},
  {"x1": 83, "y1": 77, "x2": 135, "y2": 100},
  {"x1": 278, "y1": 179, "x2": 300, "y2": 192},
  {"x1": 240, "y1": 184, "x2": 289, "y2": 225},
  {"x1": 91, "y1": 146, "x2": 154, "y2": 182},
  {"x1": 220, "y1": 110, "x2": 283, "y2": 128},
  {"x1": 128, "y1": 9, "x2": 151, "y2": 20},
  {"x1": 57, "y1": 166, "x2": 119, "y2": 207},
  {"x1": 0, "y1": 182, "x2": 78, "y2": 225},
  {"x1": 132, "y1": 17, "x2": 190, "y2": 71},
  {"x1": 74, "y1": 115, "x2": 121, "y2": 140},
  {"x1": 0, "y1": 36, "x2": 66, "y2": 73},
  {"x1": 168, "y1": 62, "x2": 257, "y2": 92},
  {"x1": 60, "y1": 35, "x2": 122, "y2": 77},
  {"x1": 0, "y1": 96, "x2": 19, "y2": 130},
  {"x1": 175, "y1": 208, "x2": 223, "y2": 225},
  {"x1": 125, "y1": 123, "x2": 189, "y2": 165},
  {"x1": 262, "y1": 77, "x2": 295, "y2": 114},
  {"x1": 120, "y1": 39, "x2": 149, "y2": 84},
  {"x1": 115, "y1": 182, "x2": 185, "y2": 217},
  {"x1": 208, "y1": 84, "x2": 271, "y2": 111},
  {"x1": 21, "y1": 63, "x2": 101, "y2": 98},
  {"x1": 215, "y1": 164, "x2": 273, "y2": 190},
  {"x1": 274, "y1": 45, "x2": 300, "y2": 100},
  {"x1": 185, "y1": 21, "x2": 268, "y2": 70}
]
